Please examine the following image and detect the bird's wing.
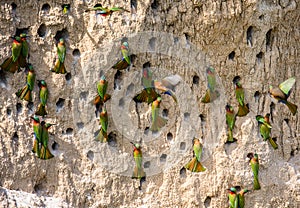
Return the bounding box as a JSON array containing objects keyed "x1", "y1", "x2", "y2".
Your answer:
[{"x1": 279, "y1": 77, "x2": 296, "y2": 95}]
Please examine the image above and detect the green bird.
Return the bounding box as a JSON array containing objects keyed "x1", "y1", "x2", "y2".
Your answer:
[
  {"x1": 19, "y1": 33, "x2": 29, "y2": 68},
  {"x1": 112, "y1": 42, "x2": 131, "y2": 70},
  {"x1": 35, "y1": 80, "x2": 48, "y2": 117},
  {"x1": 225, "y1": 104, "x2": 237, "y2": 143},
  {"x1": 131, "y1": 142, "x2": 146, "y2": 181},
  {"x1": 233, "y1": 76, "x2": 249, "y2": 117},
  {"x1": 201, "y1": 67, "x2": 220, "y2": 103},
  {"x1": 93, "y1": 75, "x2": 111, "y2": 109},
  {"x1": 150, "y1": 96, "x2": 167, "y2": 132},
  {"x1": 39, "y1": 121, "x2": 54, "y2": 160},
  {"x1": 256, "y1": 114, "x2": 278, "y2": 149},
  {"x1": 31, "y1": 116, "x2": 42, "y2": 157},
  {"x1": 227, "y1": 187, "x2": 238, "y2": 208},
  {"x1": 237, "y1": 188, "x2": 250, "y2": 208},
  {"x1": 52, "y1": 38, "x2": 66, "y2": 74},
  {"x1": 269, "y1": 77, "x2": 297, "y2": 115},
  {"x1": 62, "y1": 4, "x2": 70, "y2": 14},
  {"x1": 96, "y1": 107, "x2": 108, "y2": 143},
  {"x1": 1, "y1": 36, "x2": 22, "y2": 73},
  {"x1": 247, "y1": 153, "x2": 261, "y2": 190},
  {"x1": 16, "y1": 64, "x2": 35, "y2": 102},
  {"x1": 86, "y1": 6, "x2": 130, "y2": 17},
  {"x1": 184, "y1": 138, "x2": 206, "y2": 172}
]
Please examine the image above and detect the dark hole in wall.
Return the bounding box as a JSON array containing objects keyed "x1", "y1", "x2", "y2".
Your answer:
[
  {"x1": 151, "y1": 0, "x2": 159, "y2": 10},
  {"x1": 180, "y1": 142, "x2": 186, "y2": 150},
  {"x1": 87, "y1": 150, "x2": 94, "y2": 160},
  {"x1": 143, "y1": 62, "x2": 151, "y2": 69},
  {"x1": 56, "y1": 98, "x2": 65, "y2": 112},
  {"x1": 160, "y1": 154, "x2": 167, "y2": 163},
  {"x1": 66, "y1": 128, "x2": 73, "y2": 135},
  {"x1": 41, "y1": 3, "x2": 51, "y2": 13},
  {"x1": 246, "y1": 26, "x2": 253, "y2": 46},
  {"x1": 37, "y1": 24, "x2": 47, "y2": 37},
  {"x1": 144, "y1": 161, "x2": 150, "y2": 168},
  {"x1": 54, "y1": 28, "x2": 69, "y2": 42},
  {"x1": 130, "y1": 0, "x2": 137, "y2": 11},
  {"x1": 72, "y1": 49, "x2": 80, "y2": 57},
  {"x1": 266, "y1": 29, "x2": 273, "y2": 50},
  {"x1": 108, "y1": 132, "x2": 117, "y2": 147},
  {"x1": 16, "y1": 103, "x2": 22, "y2": 114},
  {"x1": 204, "y1": 196, "x2": 211, "y2": 207},
  {"x1": 12, "y1": 132, "x2": 18, "y2": 143},
  {"x1": 180, "y1": 167, "x2": 186, "y2": 178},
  {"x1": 193, "y1": 75, "x2": 199, "y2": 85},
  {"x1": 114, "y1": 70, "x2": 122, "y2": 90},
  {"x1": 228, "y1": 51, "x2": 235, "y2": 60},
  {"x1": 167, "y1": 132, "x2": 173, "y2": 141},
  {"x1": 254, "y1": 91, "x2": 260, "y2": 102},
  {"x1": 65, "y1": 73, "x2": 72, "y2": 81},
  {"x1": 52, "y1": 141, "x2": 59, "y2": 150},
  {"x1": 11, "y1": 3, "x2": 17, "y2": 12},
  {"x1": 15, "y1": 28, "x2": 29, "y2": 37},
  {"x1": 162, "y1": 109, "x2": 168, "y2": 117}
]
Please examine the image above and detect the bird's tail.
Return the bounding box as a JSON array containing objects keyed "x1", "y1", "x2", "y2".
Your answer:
[
  {"x1": 201, "y1": 89, "x2": 211, "y2": 103},
  {"x1": 53, "y1": 60, "x2": 66, "y2": 74},
  {"x1": 150, "y1": 116, "x2": 167, "y2": 132},
  {"x1": 16, "y1": 84, "x2": 32, "y2": 102},
  {"x1": 164, "y1": 90, "x2": 177, "y2": 103},
  {"x1": 1, "y1": 57, "x2": 20, "y2": 73},
  {"x1": 32, "y1": 138, "x2": 41, "y2": 157},
  {"x1": 226, "y1": 129, "x2": 237, "y2": 143},
  {"x1": 184, "y1": 157, "x2": 206, "y2": 172},
  {"x1": 35, "y1": 103, "x2": 47, "y2": 116},
  {"x1": 253, "y1": 175, "x2": 261, "y2": 190},
  {"x1": 269, "y1": 137, "x2": 278, "y2": 149},
  {"x1": 285, "y1": 101, "x2": 298, "y2": 115},
  {"x1": 132, "y1": 166, "x2": 146, "y2": 179},
  {"x1": 39, "y1": 145, "x2": 54, "y2": 160},
  {"x1": 95, "y1": 128, "x2": 108, "y2": 143},
  {"x1": 18, "y1": 55, "x2": 27, "y2": 68},
  {"x1": 237, "y1": 103, "x2": 249, "y2": 117}
]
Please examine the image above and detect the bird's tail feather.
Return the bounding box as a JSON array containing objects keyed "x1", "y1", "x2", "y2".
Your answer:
[
  {"x1": 237, "y1": 103, "x2": 249, "y2": 117},
  {"x1": 150, "y1": 116, "x2": 167, "y2": 132},
  {"x1": 132, "y1": 166, "x2": 146, "y2": 179},
  {"x1": 253, "y1": 175, "x2": 261, "y2": 190},
  {"x1": 40, "y1": 145, "x2": 54, "y2": 160},
  {"x1": 1, "y1": 57, "x2": 20, "y2": 73},
  {"x1": 226, "y1": 129, "x2": 237, "y2": 143},
  {"x1": 95, "y1": 128, "x2": 108, "y2": 143},
  {"x1": 269, "y1": 137, "x2": 278, "y2": 149},
  {"x1": 184, "y1": 157, "x2": 206, "y2": 172},
  {"x1": 53, "y1": 60, "x2": 66, "y2": 74},
  {"x1": 35, "y1": 103, "x2": 47, "y2": 116},
  {"x1": 16, "y1": 85, "x2": 32, "y2": 102},
  {"x1": 285, "y1": 101, "x2": 297, "y2": 115}
]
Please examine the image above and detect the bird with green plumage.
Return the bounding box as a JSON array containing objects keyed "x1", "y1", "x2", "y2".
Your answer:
[
  {"x1": 184, "y1": 138, "x2": 206, "y2": 172},
  {"x1": 112, "y1": 42, "x2": 132, "y2": 70},
  {"x1": 16, "y1": 64, "x2": 35, "y2": 102},
  {"x1": 19, "y1": 33, "x2": 29, "y2": 68},
  {"x1": 227, "y1": 187, "x2": 238, "y2": 208},
  {"x1": 35, "y1": 80, "x2": 48, "y2": 117},
  {"x1": 256, "y1": 114, "x2": 278, "y2": 149},
  {"x1": 269, "y1": 77, "x2": 297, "y2": 115},
  {"x1": 31, "y1": 116, "x2": 42, "y2": 157},
  {"x1": 39, "y1": 121, "x2": 54, "y2": 160},
  {"x1": 93, "y1": 75, "x2": 111, "y2": 110},
  {"x1": 237, "y1": 188, "x2": 250, "y2": 208},
  {"x1": 225, "y1": 104, "x2": 237, "y2": 143},
  {"x1": 1, "y1": 36, "x2": 22, "y2": 73},
  {"x1": 150, "y1": 96, "x2": 167, "y2": 132},
  {"x1": 62, "y1": 4, "x2": 70, "y2": 14},
  {"x1": 131, "y1": 142, "x2": 146, "y2": 181},
  {"x1": 233, "y1": 76, "x2": 249, "y2": 117},
  {"x1": 51, "y1": 38, "x2": 66, "y2": 74},
  {"x1": 247, "y1": 152, "x2": 261, "y2": 190},
  {"x1": 201, "y1": 67, "x2": 220, "y2": 103},
  {"x1": 95, "y1": 107, "x2": 108, "y2": 143},
  {"x1": 86, "y1": 5, "x2": 130, "y2": 17}
]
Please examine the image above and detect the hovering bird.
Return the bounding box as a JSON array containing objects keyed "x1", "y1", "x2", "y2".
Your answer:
[
  {"x1": 131, "y1": 142, "x2": 146, "y2": 190},
  {"x1": 51, "y1": 38, "x2": 66, "y2": 74},
  {"x1": 39, "y1": 121, "x2": 55, "y2": 160},
  {"x1": 93, "y1": 75, "x2": 111, "y2": 109},
  {"x1": 16, "y1": 64, "x2": 35, "y2": 102},
  {"x1": 247, "y1": 153, "x2": 261, "y2": 190},
  {"x1": 269, "y1": 77, "x2": 297, "y2": 115},
  {"x1": 225, "y1": 104, "x2": 237, "y2": 143},
  {"x1": 134, "y1": 67, "x2": 181, "y2": 104},
  {"x1": 112, "y1": 42, "x2": 131, "y2": 70},
  {"x1": 256, "y1": 114, "x2": 278, "y2": 149},
  {"x1": 35, "y1": 80, "x2": 48, "y2": 117},
  {"x1": 237, "y1": 188, "x2": 250, "y2": 208},
  {"x1": 86, "y1": 5, "x2": 130, "y2": 17},
  {"x1": 31, "y1": 116, "x2": 42, "y2": 157},
  {"x1": 0, "y1": 36, "x2": 22, "y2": 73},
  {"x1": 227, "y1": 187, "x2": 238, "y2": 208},
  {"x1": 201, "y1": 67, "x2": 220, "y2": 103},
  {"x1": 62, "y1": 4, "x2": 70, "y2": 14},
  {"x1": 184, "y1": 138, "x2": 206, "y2": 172},
  {"x1": 233, "y1": 76, "x2": 249, "y2": 117},
  {"x1": 19, "y1": 33, "x2": 29, "y2": 68},
  {"x1": 150, "y1": 96, "x2": 167, "y2": 132},
  {"x1": 95, "y1": 107, "x2": 108, "y2": 142}
]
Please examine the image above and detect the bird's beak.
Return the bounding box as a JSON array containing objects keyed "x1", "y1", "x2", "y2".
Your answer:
[{"x1": 130, "y1": 142, "x2": 134, "y2": 145}]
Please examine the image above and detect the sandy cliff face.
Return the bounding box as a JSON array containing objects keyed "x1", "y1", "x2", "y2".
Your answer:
[{"x1": 0, "y1": 0, "x2": 299, "y2": 207}]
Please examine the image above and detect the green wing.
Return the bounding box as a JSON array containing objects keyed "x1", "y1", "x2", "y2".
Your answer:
[
  {"x1": 279, "y1": 77, "x2": 296, "y2": 95},
  {"x1": 12, "y1": 41, "x2": 22, "y2": 62},
  {"x1": 58, "y1": 45, "x2": 66, "y2": 63},
  {"x1": 40, "y1": 87, "x2": 48, "y2": 105},
  {"x1": 27, "y1": 72, "x2": 35, "y2": 91}
]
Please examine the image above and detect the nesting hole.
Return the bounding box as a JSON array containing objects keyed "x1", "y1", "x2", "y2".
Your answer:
[
  {"x1": 246, "y1": 26, "x2": 253, "y2": 46},
  {"x1": 26, "y1": 102, "x2": 34, "y2": 112},
  {"x1": 16, "y1": 103, "x2": 22, "y2": 114},
  {"x1": 15, "y1": 28, "x2": 29, "y2": 37},
  {"x1": 184, "y1": 112, "x2": 190, "y2": 121},
  {"x1": 37, "y1": 24, "x2": 47, "y2": 37},
  {"x1": 228, "y1": 51, "x2": 235, "y2": 60},
  {"x1": 126, "y1": 83, "x2": 134, "y2": 95},
  {"x1": 259, "y1": 15, "x2": 264, "y2": 20},
  {"x1": 144, "y1": 127, "x2": 150, "y2": 135},
  {"x1": 284, "y1": 118, "x2": 289, "y2": 124},
  {"x1": 254, "y1": 91, "x2": 260, "y2": 102},
  {"x1": 160, "y1": 154, "x2": 167, "y2": 163},
  {"x1": 56, "y1": 98, "x2": 65, "y2": 112},
  {"x1": 149, "y1": 37, "x2": 156, "y2": 51},
  {"x1": 41, "y1": 3, "x2": 50, "y2": 13},
  {"x1": 54, "y1": 28, "x2": 69, "y2": 42},
  {"x1": 180, "y1": 167, "x2": 186, "y2": 178},
  {"x1": 80, "y1": 91, "x2": 88, "y2": 100},
  {"x1": 174, "y1": 37, "x2": 179, "y2": 44},
  {"x1": 11, "y1": 3, "x2": 17, "y2": 12},
  {"x1": 52, "y1": 141, "x2": 59, "y2": 150},
  {"x1": 72, "y1": 49, "x2": 80, "y2": 58},
  {"x1": 119, "y1": 98, "x2": 124, "y2": 107},
  {"x1": 144, "y1": 161, "x2": 150, "y2": 168},
  {"x1": 65, "y1": 73, "x2": 72, "y2": 81},
  {"x1": 204, "y1": 196, "x2": 212, "y2": 207},
  {"x1": 180, "y1": 142, "x2": 186, "y2": 150},
  {"x1": 0, "y1": 71, "x2": 7, "y2": 88},
  {"x1": 162, "y1": 109, "x2": 168, "y2": 118},
  {"x1": 87, "y1": 150, "x2": 94, "y2": 161},
  {"x1": 143, "y1": 62, "x2": 151, "y2": 69},
  {"x1": 184, "y1": 33, "x2": 190, "y2": 47},
  {"x1": 256, "y1": 52, "x2": 263, "y2": 63},
  {"x1": 76, "y1": 122, "x2": 84, "y2": 129},
  {"x1": 130, "y1": 0, "x2": 137, "y2": 10},
  {"x1": 114, "y1": 70, "x2": 122, "y2": 90},
  {"x1": 266, "y1": 29, "x2": 273, "y2": 50},
  {"x1": 7, "y1": 108, "x2": 12, "y2": 116},
  {"x1": 108, "y1": 132, "x2": 117, "y2": 147},
  {"x1": 199, "y1": 114, "x2": 205, "y2": 122},
  {"x1": 12, "y1": 132, "x2": 18, "y2": 143},
  {"x1": 167, "y1": 132, "x2": 173, "y2": 141},
  {"x1": 193, "y1": 75, "x2": 199, "y2": 84},
  {"x1": 151, "y1": 0, "x2": 159, "y2": 9},
  {"x1": 94, "y1": 4, "x2": 102, "y2": 8},
  {"x1": 66, "y1": 128, "x2": 73, "y2": 135}
]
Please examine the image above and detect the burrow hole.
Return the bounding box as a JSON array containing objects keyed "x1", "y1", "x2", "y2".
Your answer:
[
  {"x1": 193, "y1": 75, "x2": 199, "y2": 85},
  {"x1": 228, "y1": 51, "x2": 235, "y2": 60},
  {"x1": 87, "y1": 150, "x2": 94, "y2": 160},
  {"x1": 66, "y1": 128, "x2": 73, "y2": 135},
  {"x1": 72, "y1": 49, "x2": 80, "y2": 58},
  {"x1": 114, "y1": 70, "x2": 122, "y2": 90},
  {"x1": 184, "y1": 112, "x2": 190, "y2": 121},
  {"x1": 160, "y1": 154, "x2": 167, "y2": 163},
  {"x1": 16, "y1": 103, "x2": 22, "y2": 114},
  {"x1": 144, "y1": 161, "x2": 150, "y2": 168},
  {"x1": 37, "y1": 24, "x2": 47, "y2": 37},
  {"x1": 180, "y1": 142, "x2": 186, "y2": 150},
  {"x1": 149, "y1": 37, "x2": 156, "y2": 51},
  {"x1": 151, "y1": 0, "x2": 159, "y2": 10},
  {"x1": 56, "y1": 98, "x2": 65, "y2": 112},
  {"x1": 256, "y1": 52, "x2": 263, "y2": 63},
  {"x1": 52, "y1": 141, "x2": 59, "y2": 150},
  {"x1": 180, "y1": 167, "x2": 186, "y2": 178},
  {"x1": 65, "y1": 73, "x2": 72, "y2": 82},
  {"x1": 108, "y1": 132, "x2": 117, "y2": 147},
  {"x1": 204, "y1": 196, "x2": 211, "y2": 207},
  {"x1": 266, "y1": 29, "x2": 273, "y2": 50},
  {"x1": 41, "y1": 3, "x2": 50, "y2": 13},
  {"x1": 254, "y1": 91, "x2": 260, "y2": 102},
  {"x1": 162, "y1": 109, "x2": 168, "y2": 118},
  {"x1": 246, "y1": 26, "x2": 253, "y2": 46},
  {"x1": 54, "y1": 28, "x2": 69, "y2": 42},
  {"x1": 12, "y1": 132, "x2": 18, "y2": 143},
  {"x1": 144, "y1": 127, "x2": 150, "y2": 135},
  {"x1": 11, "y1": 3, "x2": 17, "y2": 12},
  {"x1": 76, "y1": 122, "x2": 84, "y2": 129},
  {"x1": 167, "y1": 132, "x2": 173, "y2": 141}
]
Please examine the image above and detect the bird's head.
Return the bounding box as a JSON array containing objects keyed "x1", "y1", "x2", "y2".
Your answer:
[
  {"x1": 59, "y1": 38, "x2": 64, "y2": 44},
  {"x1": 31, "y1": 115, "x2": 40, "y2": 122},
  {"x1": 247, "y1": 152, "x2": 254, "y2": 159},
  {"x1": 38, "y1": 80, "x2": 47, "y2": 87},
  {"x1": 225, "y1": 104, "x2": 233, "y2": 112},
  {"x1": 100, "y1": 75, "x2": 106, "y2": 81},
  {"x1": 232, "y1": 76, "x2": 241, "y2": 85},
  {"x1": 227, "y1": 187, "x2": 237, "y2": 193},
  {"x1": 206, "y1": 66, "x2": 215, "y2": 74}
]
